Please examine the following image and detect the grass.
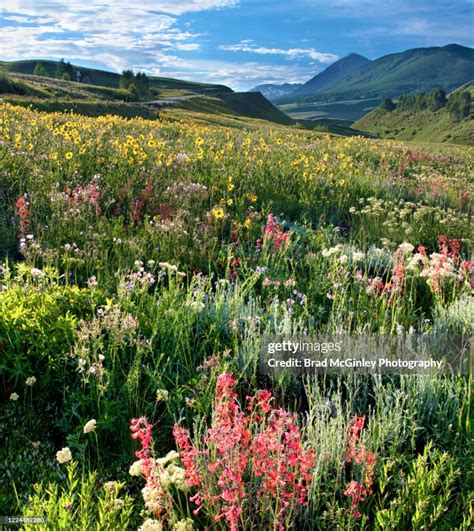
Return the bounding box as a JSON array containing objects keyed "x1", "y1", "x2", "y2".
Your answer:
[{"x1": 0, "y1": 102, "x2": 473, "y2": 529}]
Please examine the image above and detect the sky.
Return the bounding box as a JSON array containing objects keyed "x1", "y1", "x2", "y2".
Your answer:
[{"x1": 1, "y1": 0, "x2": 473, "y2": 90}]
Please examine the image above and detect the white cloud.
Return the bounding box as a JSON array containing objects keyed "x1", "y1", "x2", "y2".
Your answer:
[
  {"x1": 0, "y1": 1, "x2": 222, "y2": 72},
  {"x1": 172, "y1": 43, "x2": 201, "y2": 51},
  {"x1": 219, "y1": 42, "x2": 338, "y2": 63},
  {"x1": 2, "y1": 1, "x2": 239, "y2": 16},
  {"x1": 146, "y1": 59, "x2": 320, "y2": 89},
  {"x1": 0, "y1": 0, "x2": 327, "y2": 90}
]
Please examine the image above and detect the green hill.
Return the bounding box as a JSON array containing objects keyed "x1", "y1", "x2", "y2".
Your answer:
[
  {"x1": 0, "y1": 59, "x2": 232, "y2": 95},
  {"x1": 169, "y1": 92, "x2": 295, "y2": 125},
  {"x1": 353, "y1": 84, "x2": 474, "y2": 145}
]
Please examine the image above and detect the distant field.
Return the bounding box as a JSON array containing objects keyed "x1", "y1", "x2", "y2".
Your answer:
[{"x1": 279, "y1": 98, "x2": 381, "y2": 123}]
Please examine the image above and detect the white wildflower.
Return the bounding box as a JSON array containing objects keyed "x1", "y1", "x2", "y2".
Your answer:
[
  {"x1": 83, "y1": 419, "x2": 97, "y2": 434},
  {"x1": 56, "y1": 447, "x2": 72, "y2": 464}
]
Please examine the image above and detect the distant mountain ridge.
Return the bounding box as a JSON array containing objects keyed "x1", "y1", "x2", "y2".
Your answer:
[
  {"x1": 288, "y1": 44, "x2": 474, "y2": 103},
  {"x1": 248, "y1": 83, "x2": 302, "y2": 101},
  {"x1": 291, "y1": 53, "x2": 371, "y2": 97}
]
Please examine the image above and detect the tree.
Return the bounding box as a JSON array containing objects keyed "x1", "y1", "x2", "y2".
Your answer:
[
  {"x1": 135, "y1": 72, "x2": 149, "y2": 94},
  {"x1": 120, "y1": 70, "x2": 135, "y2": 89},
  {"x1": 427, "y1": 88, "x2": 447, "y2": 111},
  {"x1": 33, "y1": 62, "x2": 49, "y2": 77},
  {"x1": 56, "y1": 59, "x2": 74, "y2": 80},
  {"x1": 447, "y1": 92, "x2": 471, "y2": 121},
  {"x1": 380, "y1": 98, "x2": 395, "y2": 111}
]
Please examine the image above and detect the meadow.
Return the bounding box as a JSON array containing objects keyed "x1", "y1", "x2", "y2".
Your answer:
[{"x1": 0, "y1": 102, "x2": 473, "y2": 530}]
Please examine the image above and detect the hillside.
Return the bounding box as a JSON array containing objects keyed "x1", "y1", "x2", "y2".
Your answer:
[
  {"x1": 290, "y1": 53, "x2": 371, "y2": 98},
  {"x1": 160, "y1": 91, "x2": 296, "y2": 126},
  {"x1": 0, "y1": 59, "x2": 232, "y2": 96},
  {"x1": 248, "y1": 83, "x2": 302, "y2": 101},
  {"x1": 300, "y1": 44, "x2": 474, "y2": 102},
  {"x1": 0, "y1": 66, "x2": 373, "y2": 137},
  {"x1": 354, "y1": 84, "x2": 474, "y2": 145}
]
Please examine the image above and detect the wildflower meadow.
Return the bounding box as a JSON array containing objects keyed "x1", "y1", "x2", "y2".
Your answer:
[{"x1": 0, "y1": 102, "x2": 473, "y2": 529}]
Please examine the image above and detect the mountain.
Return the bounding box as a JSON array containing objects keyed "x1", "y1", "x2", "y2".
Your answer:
[
  {"x1": 249, "y1": 83, "x2": 302, "y2": 101},
  {"x1": 291, "y1": 53, "x2": 371, "y2": 97},
  {"x1": 353, "y1": 82, "x2": 474, "y2": 145},
  {"x1": 298, "y1": 44, "x2": 474, "y2": 102}
]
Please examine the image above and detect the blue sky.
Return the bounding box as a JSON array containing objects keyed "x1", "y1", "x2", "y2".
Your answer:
[{"x1": 1, "y1": 1, "x2": 473, "y2": 90}]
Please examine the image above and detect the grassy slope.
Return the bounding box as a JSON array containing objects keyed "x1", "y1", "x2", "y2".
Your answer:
[
  {"x1": 354, "y1": 84, "x2": 474, "y2": 145},
  {"x1": 0, "y1": 59, "x2": 232, "y2": 95},
  {"x1": 170, "y1": 92, "x2": 295, "y2": 125}
]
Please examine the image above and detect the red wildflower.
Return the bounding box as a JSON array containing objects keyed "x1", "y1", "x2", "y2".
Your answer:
[
  {"x1": 262, "y1": 214, "x2": 289, "y2": 251},
  {"x1": 343, "y1": 416, "x2": 376, "y2": 520},
  {"x1": 15, "y1": 195, "x2": 30, "y2": 236}
]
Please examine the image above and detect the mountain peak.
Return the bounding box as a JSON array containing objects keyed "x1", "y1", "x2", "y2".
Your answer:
[
  {"x1": 290, "y1": 53, "x2": 371, "y2": 97},
  {"x1": 346, "y1": 52, "x2": 369, "y2": 60}
]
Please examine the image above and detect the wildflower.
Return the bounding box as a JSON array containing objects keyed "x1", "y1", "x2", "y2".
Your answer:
[
  {"x1": 138, "y1": 519, "x2": 163, "y2": 531},
  {"x1": 25, "y1": 376, "x2": 36, "y2": 386},
  {"x1": 156, "y1": 389, "x2": 169, "y2": 402},
  {"x1": 367, "y1": 277, "x2": 384, "y2": 295},
  {"x1": 65, "y1": 152, "x2": 73, "y2": 160},
  {"x1": 227, "y1": 198, "x2": 233, "y2": 206},
  {"x1": 113, "y1": 498, "x2": 125, "y2": 510},
  {"x1": 173, "y1": 519, "x2": 194, "y2": 531},
  {"x1": 352, "y1": 251, "x2": 365, "y2": 262},
  {"x1": 247, "y1": 193, "x2": 257, "y2": 202},
  {"x1": 30, "y1": 267, "x2": 45, "y2": 278},
  {"x1": 397, "y1": 242, "x2": 415, "y2": 254},
  {"x1": 83, "y1": 419, "x2": 97, "y2": 434},
  {"x1": 262, "y1": 213, "x2": 289, "y2": 250},
  {"x1": 322, "y1": 245, "x2": 343, "y2": 258},
  {"x1": 343, "y1": 416, "x2": 376, "y2": 519},
  {"x1": 56, "y1": 447, "x2": 73, "y2": 464},
  {"x1": 187, "y1": 301, "x2": 205, "y2": 312},
  {"x1": 212, "y1": 207, "x2": 225, "y2": 220},
  {"x1": 87, "y1": 276, "x2": 98, "y2": 288},
  {"x1": 243, "y1": 218, "x2": 251, "y2": 229},
  {"x1": 15, "y1": 195, "x2": 30, "y2": 236},
  {"x1": 104, "y1": 481, "x2": 118, "y2": 493},
  {"x1": 9, "y1": 392, "x2": 19, "y2": 401},
  {"x1": 129, "y1": 459, "x2": 144, "y2": 477},
  {"x1": 156, "y1": 450, "x2": 179, "y2": 466}
]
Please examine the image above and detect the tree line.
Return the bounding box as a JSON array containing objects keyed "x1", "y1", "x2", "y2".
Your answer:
[
  {"x1": 33, "y1": 61, "x2": 151, "y2": 99},
  {"x1": 379, "y1": 87, "x2": 472, "y2": 121},
  {"x1": 34, "y1": 59, "x2": 75, "y2": 80}
]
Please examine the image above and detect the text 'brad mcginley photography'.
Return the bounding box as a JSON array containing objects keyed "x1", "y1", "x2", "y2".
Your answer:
[{"x1": 261, "y1": 334, "x2": 472, "y2": 375}]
